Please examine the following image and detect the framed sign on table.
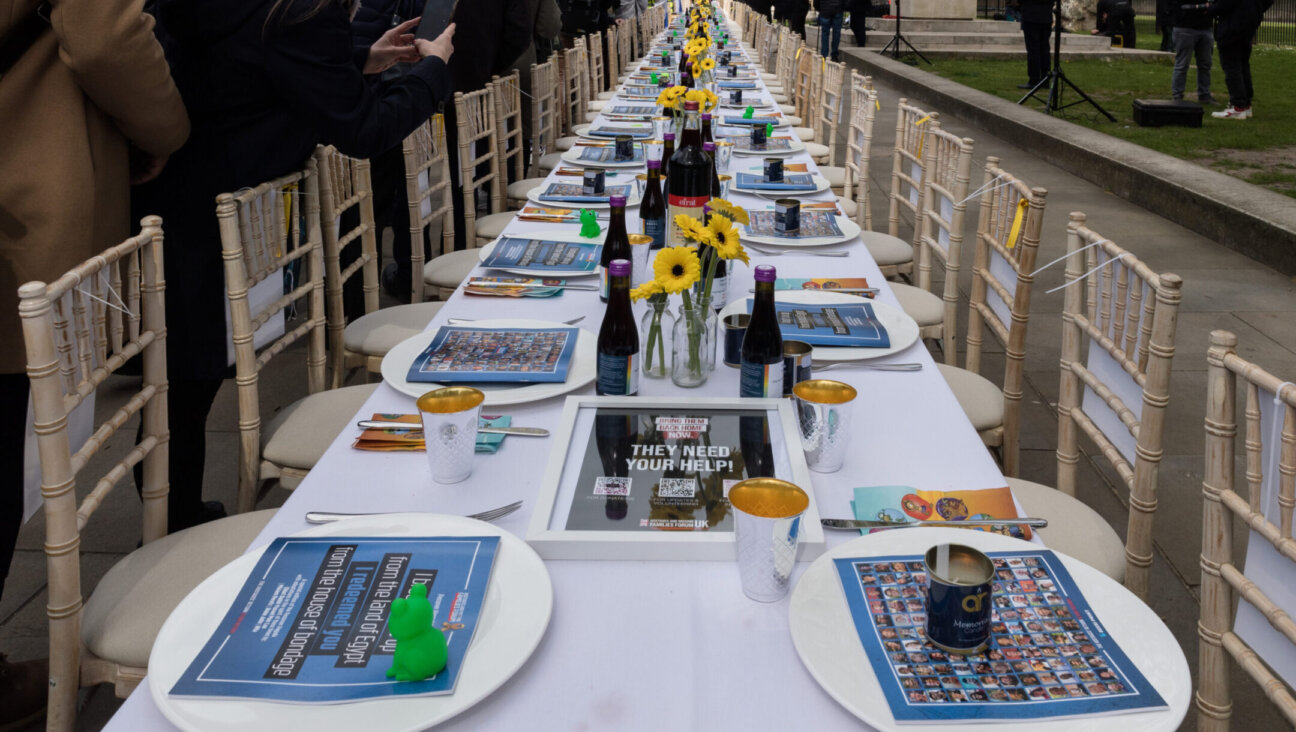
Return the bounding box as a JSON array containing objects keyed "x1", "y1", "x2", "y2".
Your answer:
[{"x1": 526, "y1": 396, "x2": 826, "y2": 561}]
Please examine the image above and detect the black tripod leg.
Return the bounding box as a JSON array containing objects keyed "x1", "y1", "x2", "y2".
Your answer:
[
  {"x1": 900, "y1": 36, "x2": 930, "y2": 64},
  {"x1": 1059, "y1": 71, "x2": 1116, "y2": 121},
  {"x1": 1017, "y1": 74, "x2": 1051, "y2": 105}
]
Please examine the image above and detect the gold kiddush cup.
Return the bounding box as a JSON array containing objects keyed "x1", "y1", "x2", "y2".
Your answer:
[
  {"x1": 792, "y1": 379, "x2": 857, "y2": 473},
  {"x1": 417, "y1": 387, "x2": 485, "y2": 484},
  {"x1": 728, "y1": 478, "x2": 810, "y2": 602}
]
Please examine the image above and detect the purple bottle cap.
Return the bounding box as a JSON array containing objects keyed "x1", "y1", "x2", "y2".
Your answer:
[
  {"x1": 702, "y1": 112, "x2": 712, "y2": 120},
  {"x1": 609, "y1": 195, "x2": 627, "y2": 207},
  {"x1": 647, "y1": 158, "x2": 662, "y2": 169},
  {"x1": 703, "y1": 142, "x2": 716, "y2": 152},
  {"x1": 609, "y1": 259, "x2": 632, "y2": 277},
  {"x1": 754, "y1": 264, "x2": 777, "y2": 282},
  {"x1": 664, "y1": 132, "x2": 676, "y2": 140}
]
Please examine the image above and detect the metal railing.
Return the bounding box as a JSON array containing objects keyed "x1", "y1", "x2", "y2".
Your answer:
[{"x1": 977, "y1": 0, "x2": 1293, "y2": 45}]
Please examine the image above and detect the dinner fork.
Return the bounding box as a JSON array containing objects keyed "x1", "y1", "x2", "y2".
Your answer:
[
  {"x1": 745, "y1": 244, "x2": 849, "y2": 258},
  {"x1": 447, "y1": 316, "x2": 586, "y2": 326},
  {"x1": 304, "y1": 500, "x2": 524, "y2": 525}
]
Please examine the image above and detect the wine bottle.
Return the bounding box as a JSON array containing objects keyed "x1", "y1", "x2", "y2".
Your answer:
[
  {"x1": 667, "y1": 100, "x2": 711, "y2": 246},
  {"x1": 740, "y1": 264, "x2": 784, "y2": 398},
  {"x1": 662, "y1": 131, "x2": 676, "y2": 166},
  {"x1": 699, "y1": 147, "x2": 727, "y2": 310},
  {"x1": 596, "y1": 259, "x2": 640, "y2": 396},
  {"x1": 640, "y1": 159, "x2": 667, "y2": 250},
  {"x1": 680, "y1": 62, "x2": 693, "y2": 89},
  {"x1": 701, "y1": 113, "x2": 713, "y2": 146},
  {"x1": 599, "y1": 195, "x2": 632, "y2": 302}
]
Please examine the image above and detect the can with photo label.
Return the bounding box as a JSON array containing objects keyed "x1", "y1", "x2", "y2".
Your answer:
[
  {"x1": 583, "y1": 168, "x2": 606, "y2": 196},
  {"x1": 774, "y1": 199, "x2": 800, "y2": 235},
  {"x1": 923, "y1": 543, "x2": 994, "y2": 654},
  {"x1": 781, "y1": 341, "x2": 812, "y2": 396},
  {"x1": 614, "y1": 135, "x2": 634, "y2": 161},
  {"x1": 763, "y1": 157, "x2": 783, "y2": 182},
  {"x1": 730, "y1": 89, "x2": 743, "y2": 105}
]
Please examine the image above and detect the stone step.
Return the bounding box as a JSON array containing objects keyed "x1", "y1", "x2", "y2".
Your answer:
[
  {"x1": 847, "y1": 44, "x2": 1169, "y2": 60},
  {"x1": 860, "y1": 30, "x2": 1114, "y2": 49},
  {"x1": 863, "y1": 18, "x2": 1021, "y2": 33}
]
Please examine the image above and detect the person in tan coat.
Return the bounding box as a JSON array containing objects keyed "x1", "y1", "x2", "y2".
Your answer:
[{"x1": 0, "y1": 0, "x2": 189, "y2": 726}]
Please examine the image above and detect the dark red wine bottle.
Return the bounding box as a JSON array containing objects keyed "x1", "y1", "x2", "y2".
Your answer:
[
  {"x1": 640, "y1": 158, "x2": 667, "y2": 250},
  {"x1": 668, "y1": 100, "x2": 711, "y2": 246},
  {"x1": 596, "y1": 259, "x2": 639, "y2": 396},
  {"x1": 740, "y1": 264, "x2": 784, "y2": 398},
  {"x1": 662, "y1": 132, "x2": 676, "y2": 166},
  {"x1": 701, "y1": 113, "x2": 713, "y2": 145},
  {"x1": 680, "y1": 62, "x2": 693, "y2": 89},
  {"x1": 700, "y1": 147, "x2": 727, "y2": 309},
  {"x1": 599, "y1": 195, "x2": 631, "y2": 302}
]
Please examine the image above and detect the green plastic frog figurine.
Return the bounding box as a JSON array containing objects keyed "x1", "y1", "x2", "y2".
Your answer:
[
  {"x1": 385, "y1": 583, "x2": 447, "y2": 682},
  {"x1": 742, "y1": 105, "x2": 754, "y2": 119},
  {"x1": 579, "y1": 209, "x2": 602, "y2": 238}
]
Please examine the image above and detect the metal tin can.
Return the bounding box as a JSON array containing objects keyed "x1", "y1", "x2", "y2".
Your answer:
[
  {"x1": 728, "y1": 64, "x2": 738, "y2": 78},
  {"x1": 614, "y1": 135, "x2": 634, "y2": 161},
  {"x1": 720, "y1": 51, "x2": 731, "y2": 66},
  {"x1": 723, "y1": 314, "x2": 750, "y2": 368},
  {"x1": 583, "y1": 168, "x2": 606, "y2": 196},
  {"x1": 763, "y1": 157, "x2": 783, "y2": 182},
  {"x1": 781, "y1": 341, "x2": 812, "y2": 396},
  {"x1": 923, "y1": 543, "x2": 995, "y2": 655},
  {"x1": 774, "y1": 199, "x2": 800, "y2": 235},
  {"x1": 730, "y1": 89, "x2": 743, "y2": 105},
  {"x1": 750, "y1": 124, "x2": 767, "y2": 149}
]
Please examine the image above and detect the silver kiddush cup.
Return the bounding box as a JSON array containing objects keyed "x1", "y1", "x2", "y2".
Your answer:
[
  {"x1": 728, "y1": 478, "x2": 810, "y2": 602},
  {"x1": 792, "y1": 379, "x2": 857, "y2": 473},
  {"x1": 417, "y1": 387, "x2": 485, "y2": 484}
]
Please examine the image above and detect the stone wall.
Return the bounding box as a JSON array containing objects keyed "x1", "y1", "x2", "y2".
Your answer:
[
  {"x1": 1062, "y1": 0, "x2": 1097, "y2": 32},
  {"x1": 905, "y1": 0, "x2": 977, "y2": 19}
]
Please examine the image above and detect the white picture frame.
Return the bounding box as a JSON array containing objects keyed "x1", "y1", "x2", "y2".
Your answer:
[{"x1": 525, "y1": 396, "x2": 826, "y2": 561}]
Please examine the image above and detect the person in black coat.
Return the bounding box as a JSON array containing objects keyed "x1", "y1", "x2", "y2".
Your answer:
[
  {"x1": 134, "y1": 0, "x2": 454, "y2": 530},
  {"x1": 814, "y1": 0, "x2": 845, "y2": 60},
  {"x1": 1018, "y1": 0, "x2": 1052, "y2": 88},
  {"x1": 1092, "y1": 0, "x2": 1137, "y2": 47},
  {"x1": 774, "y1": 0, "x2": 809, "y2": 39},
  {"x1": 1209, "y1": 0, "x2": 1269, "y2": 117}
]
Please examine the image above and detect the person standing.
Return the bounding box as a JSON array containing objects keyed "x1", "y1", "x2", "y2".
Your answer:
[
  {"x1": 775, "y1": 0, "x2": 809, "y2": 39},
  {"x1": 847, "y1": 0, "x2": 869, "y2": 46},
  {"x1": 1210, "y1": 0, "x2": 1269, "y2": 119},
  {"x1": 1157, "y1": 0, "x2": 1175, "y2": 50},
  {"x1": 1171, "y1": 0, "x2": 1215, "y2": 103},
  {"x1": 0, "y1": 0, "x2": 189, "y2": 726},
  {"x1": 1019, "y1": 0, "x2": 1052, "y2": 89},
  {"x1": 814, "y1": 0, "x2": 844, "y2": 61}
]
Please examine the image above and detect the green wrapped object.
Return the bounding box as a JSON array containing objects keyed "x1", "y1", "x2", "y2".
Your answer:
[
  {"x1": 579, "y1": 209, "x2": 602, "y2": 238},
  {"x1": 742, "y1": 106, "x2": 754, "y2": 119},
  {"x1": 766, "y1": 123, "x2": 774, "y2": 138},
  {"x1": 650, "y1": 71, "x2": 659, "y2": 84}
]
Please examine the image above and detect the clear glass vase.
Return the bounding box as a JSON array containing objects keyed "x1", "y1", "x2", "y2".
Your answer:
[
  {"x1": 671, "y1": 304, "x2": 717, "y2": 388},
  {"x1": 640, "y1": 303, "x2": 674, "y2": 379}
]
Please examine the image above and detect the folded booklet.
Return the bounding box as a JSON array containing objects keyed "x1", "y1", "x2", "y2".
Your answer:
[
  {"x1": 775, "y1": 277, "x2": 872, "y2": 293},
  {"x1": 537, "y1": 183, "x2": 634, "y2": 203},
  {"x1": 735, "y1": 173, "x2": 817, "y2": 191},
  {"x1": 717, "y1": 80, "x2": 757, "y2": 89},
  {"x1": 587, "y1": 125, "x2": 653, "y2": 139},
  {"x1": 722, "y1": 115, "x2": 780, "y2": 126},
  {"x1": 578, "y1": 146, "x2": 646, "y2": 163},
  {"x1": 482, "y1": 237, "x2": 601, "y2": 273},
  {"x1": 407, "y1": 326, "x2": 579, "y2": 383},
  {"x1": 744, "y1": 300, "x2": 891, "y2": 348},
  {"x1": 745, "y1": 211, "x2": 844, "y2": 239},
  {"x1": 730, "y1": 137, "x2": 797, "y2": 152},
  {"x1": 610, "y1": 105, "x2": 657, "y2": 116},
  {"x1": 851, "y1": 485, "x2": 1030, "y2": 539},
  {"x1": 464, "y1": 277, "x2": 565, "y2": 298}
]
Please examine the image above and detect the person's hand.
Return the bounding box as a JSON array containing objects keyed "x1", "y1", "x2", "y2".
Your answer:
[
  {"x1": 130, "y1": 148, "x2": 169, "y2": 185},
  {"x1": 366, "y1": 16, "x2": 422, "y2": 74},
  {"x1": 1090, "y1": 28, "x2": 1099, "y2": 33},
  {"x1": 415, "y1": 22, "x2": 455, "y2": 63}
]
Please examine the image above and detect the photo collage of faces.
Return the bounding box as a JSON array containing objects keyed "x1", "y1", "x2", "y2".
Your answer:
[{"x1": 848, "y1": 553, "x2": 1140, "y2": 709}]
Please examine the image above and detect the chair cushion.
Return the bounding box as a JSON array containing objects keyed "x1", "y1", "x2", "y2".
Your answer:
[
  {"x1": 766, "y1": 85, "x2": 784, "y2": 95},
  {"x1": 584, "y1": 112, "x2": 600, "y2": 123},
  {"x1": 262, "y1": 383, "x2": 380, "y2": 469},
  {"x1": 761, "y1": 72, "x2": 777, "y2": 80},
  {"x1": 344, "y1": 302, "x2": 443, "y2": 356},
  {"x1": 935, "y1": 363, "x2": 1004, "y2": 432},
  {"x1": 424, "y1": 247, "x2": 481, "y2": 290},
  {"x1": 859, "y1": 231, "x2": 914, "y2": 266},
  {"x1": 538, "y1": 151, "x2": 565, "y2": 172},
  {"x1": 596, "y1": 91, "x2": 617, "y2": 100},
  {"x1": 890, "y1": 282, "x2": 943, "y2": 327},
  {"x1": 508, "y1": 177, "x2": 549, "y2": 201},
  {"x1": 804, "y1": 142, "x2": 830, "y2": 160},
  {"x1": 836, "y1": 196, "x2": 858, "y2": 218},
  {"x1": 772, "y1": 93, "x2": 790, "y2": 104},
  {"x1": 792, "y1": 126, "x2": 817, "y2": 142},
  {"x1": 778, "y1": 104, "x2": 796, "y2": 115},
  {"x1": 781, "y1": 115, "x2": 803, "y2": 127},
  {"x1": 556, "y1": 136, "x2": 578, "y2": 152},
  {"x1": 474, "y1": 211, "x2": 516, "y2": 242},
  {"x1": 82, "y1": 509, "x2": 278, "y2": 668},
  {"x1": 820, "y1": 165, "x2": 845, "y2": 189},
  {"x1": 1008, "y1": 477, "x2": 1127, "y2": 583}
]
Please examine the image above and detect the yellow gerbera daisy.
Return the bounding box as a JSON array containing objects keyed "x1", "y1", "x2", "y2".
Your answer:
[
  {"x1": 673, "y1": 213, "x2": 708, "y2": 242},
  {"x1": 698, "y1": 57, "x2": 716, "y2": 72},
  {"x1": 653, "y1": 246, "x2": 701, "y2": 294},
  {"x1": 700, "y1": 89, "x2": 719, "y2": 112},
  {"x1": 707, "y1": 215, "x2": 749, "y2": 265},
  {"x1": 630, "y1": 279, "x2": 664, "y2": 302},
  {"x1": 684, "y1": 89, "x2": 708, "y2": 107},
  {"x1": 708, "y1": 198, "x2": 750, "y2": 225}
]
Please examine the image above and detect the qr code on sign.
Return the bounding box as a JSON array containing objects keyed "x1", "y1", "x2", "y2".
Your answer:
[
  {"x1": 594, "y1": 477, "x2": 631, "y2": 496},
  {"x1": 658, "y1": 478, "x2": 697, "y2": 498}
]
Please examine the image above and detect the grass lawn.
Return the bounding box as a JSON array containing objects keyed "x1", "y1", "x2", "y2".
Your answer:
[{"x1": 927, "y1": 45, "x2": 1296, "y2": 197}]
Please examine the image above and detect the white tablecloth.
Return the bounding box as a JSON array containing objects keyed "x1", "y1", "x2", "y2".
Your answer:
[{"x1": 106, "y1": 24, "x2": 1011, "y2": 731}]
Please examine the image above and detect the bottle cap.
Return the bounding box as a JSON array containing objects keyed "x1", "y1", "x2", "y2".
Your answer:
[
  {"x1": 702, "y1": 112, "x2": 712, "y2": 120},
  {"x1": 647, "y1": 158, "x2": 662, "y2": 169},
  {"x1": 609, "y1": 195, "x2": 627, "y2": 208},
  {"x1": 754, "y1": 264, "x2": 777, "y2": 283},
  {"x1": 664, "y1": 131, "x2": 676, "y2": 140},
  {"x1": 609, "y1": 259, "x2": 632, "y2": 277},
  {"x1": 703, "y1": 142, "x2": 716, "y2": 151},
  {"x1": 684, "y1": 100, "x2": 699, "y2": 111}
]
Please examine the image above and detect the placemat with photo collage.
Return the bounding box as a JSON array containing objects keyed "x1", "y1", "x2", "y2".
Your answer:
[
  {"x1": 832, "y1": 550, "x2": 1168, "y2": 724},
  {"x1": 745, "y1": 211, "x2": 843, "y2": 239}
]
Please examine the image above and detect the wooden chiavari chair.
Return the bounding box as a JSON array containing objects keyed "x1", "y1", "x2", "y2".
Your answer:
[
  {"x1": 525, "y1": 59, "x2": 562, "y2": 177},
  {"x1": 862, "y1": 97, "x2": 932, "y2": 279},
  {"x1": 492, "y1": 71, "x2": 547, "y2": 208},
  {"x1": 618, "y1": 18, "x2": 634, "y2": 80},
  {"x1": 1197, "y1": 330, "x2": 1296, "y2": 730},
  {"x1": 401, "y1": 115, "x2": 455, "y2": 303},
  {"x1": 813, "y1": 58, "x2": 848, "y2": 188},
  {"x1": 889, "y1": 123, "x2": 974, "y2": 365},
  {"x1": 936, "y1": 157, "x2": 1047, "y2": 478},
  {"x1": 837, "y1": 71, "x2": 875, "y2": 229},
  {"x1": 556, "y1": 45, "x2": 585, "y2": 152},
  {"x1": 587, "y1": 31, "x2": 606, "y2": 101},
  {"x1": 218, "y1": 161, "x2": 382, "y2": 509}
]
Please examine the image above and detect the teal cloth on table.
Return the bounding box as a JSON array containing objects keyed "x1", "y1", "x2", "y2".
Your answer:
[
  {"x1": 853, "y1": 486, "x2": 917, "y2": 535},
  {"x1": 476, "y1": 415, "x2": 512, "y2": 453}
]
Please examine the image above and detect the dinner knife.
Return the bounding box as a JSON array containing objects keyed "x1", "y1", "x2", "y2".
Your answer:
[
  {"x1": 820, "y1": 517, "x2": 1049, "y2": 530},
  {"x1": 748, "y1": 287, "x2": 877, "y2": 295},
  {"x1": 357, "y1": 421, "x2": 550, "y2": 437}
]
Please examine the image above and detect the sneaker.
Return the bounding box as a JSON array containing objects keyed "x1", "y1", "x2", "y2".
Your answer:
[
  {"x1": 0, "y1": 654, "x2": 47, "y2": 731},
  {"x1": 1199, "y1": 95, "x2": 1218, "y2": 105},
  {"x1": 1211, "y1": 105, "x2": 1251, "y2": 119}
]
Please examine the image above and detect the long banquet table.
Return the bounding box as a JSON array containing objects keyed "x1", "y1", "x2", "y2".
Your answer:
[{"x1": 107, "y1": 21, "x2": 1041, "y2": 731}]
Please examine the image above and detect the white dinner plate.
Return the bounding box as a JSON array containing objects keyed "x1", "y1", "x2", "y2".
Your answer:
[
  {"x1": 730, "y1": 170, "x2": 831, "y2": 198},
  {"x1": 719, "y1": 291, "x2": 919, "y2": 362},
  {"x1": 526, "y1": 183, "x2": 642, "y2": 210},
  {"x1": 727, "y1": 137, "x2": 807, "y2": 156},
  {"x1": 148, "y1": 514, "x2": 554, "y2": 732},
  {"x1": 740, "y1": 215, "x2": 861, "y2": 249},
  {"x1": 380, "y1": 319, "x2": 597, "y2": 405},
  {"x1": 574, "y1": 122, "x2": 655, "y2": 141},
  {"x1": 560, "y1": 146, "x2": 647, "y2": 168},
  {"x1": 788, "y1": 528, "x2": 1190, "y2": 732},
  {"x1": 475, "y1": 233, "x2": 600, "y2": 278}
]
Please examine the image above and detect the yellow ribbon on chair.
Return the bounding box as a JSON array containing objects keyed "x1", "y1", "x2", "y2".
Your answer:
[
  {"x1": 914, "y1": 114, "x2": 932, "y2": 159},
  {"x1": 1005, "y1": 197, "x2": 1029, "y2": 249},
  {"x1": 279, "y1": 182, "x2": 299, "y2": 257},
  {"x1": 875, "y1": 97, "x2": 881, "y2": 111}
]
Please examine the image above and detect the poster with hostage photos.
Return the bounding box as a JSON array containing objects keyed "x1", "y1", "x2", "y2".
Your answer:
[
  {"x1": 833, "y1": 550, "x2": 1168, "y2": 723},
  {"x1": 564, "y1": 408, "x2": 784, "y2": 533}
]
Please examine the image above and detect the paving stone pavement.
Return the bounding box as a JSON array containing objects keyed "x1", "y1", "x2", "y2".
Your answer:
[{"x1": 3, "y1": 52, "x2": 1294, "y2": 731}]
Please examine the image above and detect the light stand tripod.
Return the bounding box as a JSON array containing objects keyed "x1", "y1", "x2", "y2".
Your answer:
[
  {"x1": 1017, "y1": 0, "x2": 1115, "y2": 120},
  {"x1": 880, "y1": 0, "x2": 930, "y2": 65}
]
